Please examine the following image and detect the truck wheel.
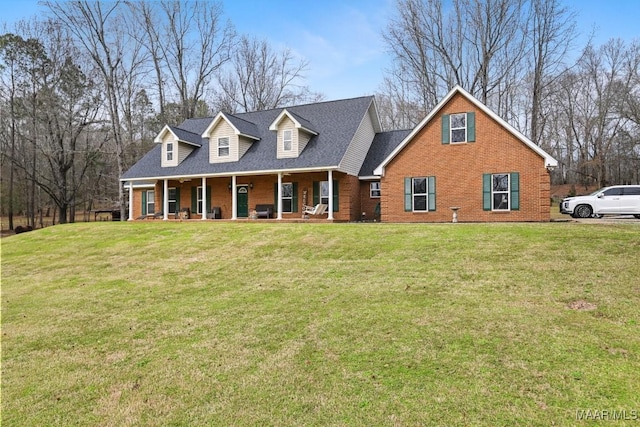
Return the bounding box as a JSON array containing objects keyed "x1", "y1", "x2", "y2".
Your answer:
[
  {"x1": 574, "y1": 204, "x2": 593, "y2": 218},
  {"x1": 634, "y1": 215, "x2": 640, "y2": 219}
]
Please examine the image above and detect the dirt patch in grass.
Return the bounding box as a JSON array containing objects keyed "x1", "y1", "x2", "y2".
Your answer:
[{"x1": 567, "y1": 300, "x2": 597, "y2": 311}]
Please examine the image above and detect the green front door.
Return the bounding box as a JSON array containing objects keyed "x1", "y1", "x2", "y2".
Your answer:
[{"x1": 237, "y1": 185, "x2": 249, "y2": 218}]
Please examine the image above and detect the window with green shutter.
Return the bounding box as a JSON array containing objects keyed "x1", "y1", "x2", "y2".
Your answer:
[
  {"x1": 404, "y1": 177, "x2": 436, "y2": 212},
  {"x1": 483, "y1": 172, "x2": 519, "y2": 211},
  {"x1": 443, "y1": 112, "x2": 476, "y2": 144},
  {"x1": 313, "y1": 180, "x2": 339, "y2": 211}
]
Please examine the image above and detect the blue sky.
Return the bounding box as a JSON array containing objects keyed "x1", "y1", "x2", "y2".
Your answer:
[{"x1": 2, "y1": 0, "x2": 639, "y2": 100}]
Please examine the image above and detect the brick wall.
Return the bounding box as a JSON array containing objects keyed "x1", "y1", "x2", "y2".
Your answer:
[
  {"x1": 360, "y1": 181, "x2": 381, "y2": 221},
  {"x1": 132, "y1": 172, "x2": 358, "y2": 221},
  {"x1": 381, "y1": 93, "x2": 552, "y2": 222}
]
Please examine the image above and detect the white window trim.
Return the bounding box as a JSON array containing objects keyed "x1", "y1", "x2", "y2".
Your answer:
[
  {"x1": 196, "y1": 186, "x2": 204, "y2": 214},
  {"x1": 412, "y1": 177, "x2": 428, "y2": 212},
  {"x1": 218, "y1": 137, "x2": 230, "y2": 157},
  {"x1": 370, "y1": 182, "x2": 381, "y2": 198},
  {"x1": 450, "y1": 113, "x2": 467, "y2": 144},
  {"x1": 282, "y1": 182, "x2": 293, "y2": 213},
  {"x1": 146, "y1": 190, "x2": 155, "y2": 215},
  {"x1": 283, "y1": 129, "x2": 292, "y2": 152},
  {"x1": 492, "y1": 173, "x2": 510, "y2": 211},
  {"x1": 166, "y1": 142, "x2": 174, "y2": 161}
]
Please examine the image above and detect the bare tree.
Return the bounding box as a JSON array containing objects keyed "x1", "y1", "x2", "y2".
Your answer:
[
  {"x1": 215, "y1": 35, "x2": 323, "y2": 113},
  {"x1": 46, "y1": 0, "x2": 145, "y2": 219}
]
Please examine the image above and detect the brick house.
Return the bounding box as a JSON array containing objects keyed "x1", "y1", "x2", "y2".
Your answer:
[{"x1": 121, "y1": 86, "x2": 557, "y2": 222}]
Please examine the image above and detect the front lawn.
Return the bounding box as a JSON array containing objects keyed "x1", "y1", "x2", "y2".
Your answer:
[{"x1": 2, "y1": 222, "x2": 639, "y2": 425}]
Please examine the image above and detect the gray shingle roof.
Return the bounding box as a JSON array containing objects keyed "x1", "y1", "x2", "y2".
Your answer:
[
  {"x1": 122, "y1": 96, "x2": 374, "y2": 180},
  {"x1": 224, "y1": 113, "x2": 260, "y2": 139},
  {"x1": 287, "y1": 110, "x2": 317, "y2": 134},
  {"x1": 358, "y1": 129, "x2": 411, "y2": 177},
  {"x1": 169, "y1": 126, "x2": 202, "y2": 146}
]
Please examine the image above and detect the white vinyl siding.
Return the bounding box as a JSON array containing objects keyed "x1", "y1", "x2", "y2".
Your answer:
[
  {"x1": 209, "y1": 120, "x2": 240, "y2": 163},
  {"x1": 276, "y1": 117, "x2": 298, "y2": 159},
  {"x1": 339, "y1": 102, "x2": 376, "y2": 175},
  {"x1": 161, "y1": 134, "x2": 178, "y2": 167}
]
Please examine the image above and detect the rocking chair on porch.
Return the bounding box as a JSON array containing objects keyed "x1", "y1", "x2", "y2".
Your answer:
[{"x1": 302, "y1": 203, "x2": 328, "y2": 217}]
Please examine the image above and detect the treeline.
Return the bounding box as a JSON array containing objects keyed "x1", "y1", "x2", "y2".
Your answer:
[
  {"x1": 1, "y1": 0, "x2": 639, "y2": 229},
  {"x1": 377, "y1": 0, "x2": 640, "y2": 189}
]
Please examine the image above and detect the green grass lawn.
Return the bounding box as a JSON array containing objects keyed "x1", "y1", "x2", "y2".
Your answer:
[{"x1": 2, "y1": 222, "x2": 639, "y2": 426}]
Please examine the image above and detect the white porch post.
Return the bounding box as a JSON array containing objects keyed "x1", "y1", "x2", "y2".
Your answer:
[
  {"x1": 231, "y1": 175, "x2": 237, "y2": 220},
  {"x1": 201, "y1": 177, "x2": 207, "y2": 220},
  {"x1": 327, "y1": 170, "x2": 334, "y2": 220},
  {"x1": 163, "y1": 179, "x2": 169, "y2": 220},
  {"x1": 128, "y1": 181, "x2": 134, "y2": 221},
  {"x1": 277, "y1": 173, "x2": 283, "y2": 220}
]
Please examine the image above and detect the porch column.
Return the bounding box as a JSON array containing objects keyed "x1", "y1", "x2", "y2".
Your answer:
[
  {"x1": 231, "y1": 175, "x2": 237, "y2": 220},
  {"x1": 277, "y1": 173, "x2": 283, "y2": 220},
  {"x1": 327, "y1": 170, "x2": 334, "y2": 220},
  {"x1": 163, "y1": 179, "x2": 169, "y2": 220},
  {"x1": 128, "y1": 181, "x2": 134, "y2": 221},
  {"x1": 201, "y1": 177, "x2": 207, "y2": 220}
]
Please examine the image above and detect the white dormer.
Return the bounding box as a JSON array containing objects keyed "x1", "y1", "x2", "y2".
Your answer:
[
  {"x1": 269, "y1": 109, "x2": 318, "y2": 159},
  {"x1": 154, "y1": 125, "x2": 201, "y2": 168},
  {"x1": 201, "y1": 112, "x2": 260, "y2": 163}
]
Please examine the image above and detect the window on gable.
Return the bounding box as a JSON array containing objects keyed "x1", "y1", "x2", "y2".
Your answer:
[
  {"x1": 370, "y1": 182, "x2": 381, "y2": 198},
  {"x1": 442, "y1": 113, "x2": 475, "y2": 144},
  {"x1": 166, "y1": 142, "x2": 174, "y2": 161},
  {"x1": 218, "y1": 137, "x2": 229, "y2": 157},
  {"x1": 450, "y1": 113, "x2": 466, "y2": 143},
  {"x1": 283, "y1": 130, "x2": 292, "y2": 151}
]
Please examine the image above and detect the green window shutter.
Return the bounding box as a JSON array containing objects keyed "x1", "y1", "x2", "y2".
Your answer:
[
  {"x1": 273, "y1": 183, "x2": 278, "y2": 212},
  {"x1": 510, "y1": 172, "x2": 520, "y2": 210},
  {"x1": 292, "y1": 182, "x2": 298, "y2": 212},
  {"x1": 175, "y1": 188, "x2": 181, "y2": 211},
  {"x1": 142, "y1": 191, "x2": 147, "y2": 215},
  {"x1": 441, "y1": 115, "x2": 450, "y2": 144},
  {"x1": 428, "y1": 176, "x2": 436, "y2": 211},
  {"x1": 467, "y1": 112, "x2": 476, "y2": 142},
  {"x1": 404, "y1": 177, "x2": 412, "y2": 212},
  {"x1": 191, "y1": 187, "x2": 197, "y2": 213},
  {"x1": 312, "y1": 181, "x2": 319, "y2": 205},
  {"x1": 206, "y1": 186, "x2": 212, "y2": 213},
  {"x1": 483, "y1": 174, "x2": 491, "y2": 211},
  {"x1": 332, "y1": 180, "x2": 339, "y2": 212}
]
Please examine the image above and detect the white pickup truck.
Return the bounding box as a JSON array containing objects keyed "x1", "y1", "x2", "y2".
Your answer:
[{"x1": 559, "y1": 185, "x2": 640, "y2": 219}]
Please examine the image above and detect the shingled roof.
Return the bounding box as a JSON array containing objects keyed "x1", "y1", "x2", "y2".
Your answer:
[
  {"x1": 359, "y1": 129, "x2": 412, "y2": 177},
  {"x1": 122, "y1": 96, "x2": 374, "y2": 180}
]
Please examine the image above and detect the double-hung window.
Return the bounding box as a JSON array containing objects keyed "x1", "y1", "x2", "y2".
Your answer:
[
  {"x1": 145, "y1": 190, "x2": 155, "y2": 215},
  {"x1": 196, "y1": 186, "x2": 204, "y2": 214},
  {"x1": 483, "y1": 173, "x2": 519, "y2": 211},
  {"x1": 442, "y1": 112, "x2": 475, "y2": 144},
  {"x1": 283, "y1": 130, "x2": 292, "y2": 151},
  {"x1": 404, "y1": 177, "x2": 436, "y2": 212},
  {"x1": 166, "y1": 142, "x2": 174, "y2": 161},
  {"x1": 370, "y1": 182, "x2": 381, "y2": 198},
  {"x1": 218, "y1": 137, "x2": 229, "y2": 157}
]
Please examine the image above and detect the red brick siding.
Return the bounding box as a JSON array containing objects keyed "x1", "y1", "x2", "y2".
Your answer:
[
  {"x1": 381, "y1": 93, "x2": 552, "y2": 222},
  {"x1": 360, "y1": 181, "x2": 381, "y2": 220},
  {"x1": 131, "y1": 172, "x2": 358, "y2": 220}
]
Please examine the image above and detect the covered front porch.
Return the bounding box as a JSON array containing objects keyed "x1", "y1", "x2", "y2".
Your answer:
[{"x1": 126, "y1": 169, "x2": 357, "y2": 222}]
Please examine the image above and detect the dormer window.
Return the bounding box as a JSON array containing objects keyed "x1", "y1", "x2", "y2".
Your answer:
[
  {"x1": 283, "y1": 130, "x2": 292, "y2": 151},
  {"x1": 166, "y1": 142, "x2": 174, "y2": 161},
  {"x1": 450, "y1": 113, "x2": 466, "y2": 143},
  {"x1": 218, "y1": 137, "x2": 229, "y2": 157}
]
